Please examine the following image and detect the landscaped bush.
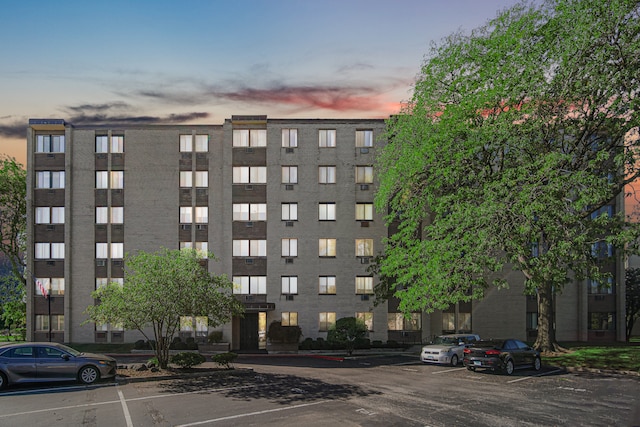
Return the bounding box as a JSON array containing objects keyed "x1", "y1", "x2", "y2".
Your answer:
[
  {"x1": 267, "y1": 321, "x2": 302, "y2": 343},
  {"x1": 170, "y1": 337, "x2": 188, "y2": 350},
  {"x1": 186, "y1": 337, "x2": 198, "y2": 350},
  {"x1": 170, "y1": 352, "x2": 206, "y2": 369},
  {"x1": 208, "y1": 331, "x2": 224, "y2": 343},
  {"x1": 212, "y1": 352, "x2": 237, "y2": 369},
  {"x1": 299, "y1": 337, "x2": 314, "y2": 350},
  {"x1": 134, "y1": 339, "x2": 150, "y2": 350}
]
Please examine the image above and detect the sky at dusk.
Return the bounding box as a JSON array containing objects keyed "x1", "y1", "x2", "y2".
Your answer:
[{"x1": 0, "y1": 0, "x2": 521, "y2": 165}]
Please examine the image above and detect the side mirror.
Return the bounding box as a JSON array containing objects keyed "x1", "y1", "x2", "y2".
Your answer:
[{"x1": 61, "y1": 354, "x2": 70, "y2": 361}]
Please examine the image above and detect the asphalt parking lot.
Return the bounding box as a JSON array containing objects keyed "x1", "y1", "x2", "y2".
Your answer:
[{"x1": 1, "y1": 354, "x2": 638, "y2": 426}]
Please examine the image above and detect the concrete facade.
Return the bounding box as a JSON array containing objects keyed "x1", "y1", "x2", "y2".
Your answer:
[{"x1": 25, "y1": 117, "x2": 627, "y2": 350}]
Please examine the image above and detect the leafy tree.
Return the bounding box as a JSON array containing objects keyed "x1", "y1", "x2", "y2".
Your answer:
[
  {"x1": 85, "y1": 248, "x2": 244, "y2": 368},
  {"x1": 625, "y1": 268, "x2": 640, "y2": 341},
  {"x1": 0, "y1": 156, "x2": 26, "y2": 287},
  {"x1": 375, "y1": 0, "x2": 640, "y2": 352},
  {"x1": 327, "y1": 317, "x2": 368, "y2": 356}
]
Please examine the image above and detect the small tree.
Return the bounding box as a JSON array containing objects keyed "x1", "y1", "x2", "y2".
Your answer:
[
  {"x1": 625, "y1": 268, "x2": 640, "y2": 341},
  {"x1": 85, "y1": 248, "x2": 244, "y2": 369},
  {"x1": 327, "y1": 317, "x2": 368, "y2": 356}
]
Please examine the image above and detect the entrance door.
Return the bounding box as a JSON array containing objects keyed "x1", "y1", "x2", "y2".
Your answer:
[{"x1": 239, "y1": 313, "x2": 259, "y2": 351}]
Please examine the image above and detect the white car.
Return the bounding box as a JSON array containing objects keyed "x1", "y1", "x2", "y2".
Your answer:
[{"x1": 420, "y1": 334, "x2": 480, "y2": 366}]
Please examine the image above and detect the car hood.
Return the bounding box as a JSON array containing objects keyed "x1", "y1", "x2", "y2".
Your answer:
[
  {"x1": 422, "y1": 344, "x2": 455, "y2": 351},
  {"x1": 77, "y1": 352, "x2": 116, "y2": 362}
]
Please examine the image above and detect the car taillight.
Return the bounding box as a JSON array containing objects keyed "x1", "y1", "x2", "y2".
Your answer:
[
  {"x1": 485, "y1": 349, "x2": 501, "y2": 356},
  {"x1": 463, "y1": 348, "x2": 471, "y2": 354}
]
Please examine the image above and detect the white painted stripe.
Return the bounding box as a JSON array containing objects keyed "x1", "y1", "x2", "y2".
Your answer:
[
  {"x1": 175, "y1": 400, "x2": 329, "y2": 426},
  {"x1": 432, "y1": 367, "x2": 464, "y2": 374},
  {"x1": 507, "y1": 368, "x2": 564, "y2": 383},
  {"x1": 118, "y1": 388, "x2": 134, "y2": 427}
]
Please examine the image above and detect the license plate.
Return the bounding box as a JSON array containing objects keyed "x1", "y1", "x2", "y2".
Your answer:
[
  {"x1": 473, "y1": 361, "x2": 481, "y2": 366},
  {"x1": 427, "y1": 356, "x2": 436, "y2": 360}
]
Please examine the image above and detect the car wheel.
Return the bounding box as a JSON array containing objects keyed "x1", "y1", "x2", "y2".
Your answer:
[
  {"x1": 0, "y1": 372, "x2": 7, "y2": 390},
  {"x1": 504, "y1": 359, "x2": 515, "y2": 375},
  {"x1": 466, "y1": 365, "x2": 475, "y2": 371},
  {"x1": 533, "y1": 356, "x2": 542, "y2": 371},
  {"x1": 79, "y1": 366, "x2": 100, "y2": 385},
  {"x1": 450, "y1": 354, "x2": 459, "y2": 366}
]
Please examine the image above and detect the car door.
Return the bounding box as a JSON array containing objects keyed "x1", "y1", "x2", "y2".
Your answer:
[
  {"x1": 503, "y1": 340, "x2": 522, "y2": 365},
  {"x1": 514, "y1": 340, "x2": 533, "y2": 366},
  {"x1": 36, "y1": 345, "x2": 78, "y2": 380},
  {"x1": 2, "y1": 346, "x2": 37, "y2": 382}
]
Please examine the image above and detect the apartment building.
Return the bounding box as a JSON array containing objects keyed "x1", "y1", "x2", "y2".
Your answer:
[{"x1": 25, "y1": 116, "x2": 627, "y2": 351}]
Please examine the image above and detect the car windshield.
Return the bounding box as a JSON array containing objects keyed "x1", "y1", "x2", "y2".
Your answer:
[
  {"x1": 432, "y1": 336, "x2": 459, "y2": 345},
  {"x1": 55, "y1": 343, "x2": 82, "y2": 356}
]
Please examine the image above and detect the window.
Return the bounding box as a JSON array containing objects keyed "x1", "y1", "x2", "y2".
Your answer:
[
  {"x1": 195, "y1": 242, "x2": 208, "y2": 257},
  {"x1": 591, "y1": 241, "x2": 613, "y2": 259},
  {"x1": 356, "y1": 312, "x2": 373, "y2": 331},
  {"x1": 282, "y1": 166, "x2": 298, "y2": 184},
  {"x1": 111, "y1": 136, "x2": 124, "y2": 153},
  {"x1": 233, "y1": 240, "x2": 267, "y2": 257},
  {"x1": 35, "y1": 278, "x2": 64, "y2": 296},
  {"x1": 442, "y1": 313, "x2": 455, "y2": 332},
  {"x1": 36, "y1": 171, "x2": 65, "y2": 189},
  {"x1": 111, "y1": 243, "x2": 124, "y2": 259},
  {"x1": 111, "y1": 207, "x2": 124, "y2": 224},
  {"x1": 195, "y1": 171, "x2": 208, "y2": 187},
  {"x1": 37, "y1": 135, "x2": 65, "y2": 153},
  {"x1": 355, "y1": 130, "x2": 373, "y2": 147},
  {"x1": 588, "y1": 278, "x2": 615, "y2": 294},
  {"x1": 355, "y1": 166, "x2": 373, "y2": 184},
  {"x1": 232, "y1": 276, "x2": 267, "y2": 294},
  {"x1": 356, "y1": 239, "x2": 374, "y2": 257},
  {"x1": 96, "y1": 171, "x2": 109, "y2": 189},
  {"x1": 281, "y1": 239, "x2": 298, "y2": 257},
  {"x1": 35, "y1": 243, "x2": 64, "y2": 259},
  {"x1": 180, "y1": 172, "x2": 192, "y2": 187},
  {"x1": 36, "y1": 315, "x2": 64, "y2": 331},
  {"x1": 319, "y1": 130, "x2": 336, "y2": 147},
  {"x1": 355, "y1": 203, "x2": 373, "y2": 221},
  {"x1": 355, "y1": 276, "x2": 373, "y2": 294},
  {"x1": 195, "y1": 135, "x2": 208, "y2": 152},
  {"x1": 526, "y1": 312, "x2": 538, "y2": 330},
  {"x1": 281, "y1": 276, "x2": 298, "y2": 294},
  {"x1": 281, "y1": 203, "x2": 298, "y2": 221},
  {"x1": 387, "y1": 313, "x2": 421, "y2": 331},
  {"x1": 36, "y1": 207, "x2": 64, "y2": 224},
  {"x1": 233, "y1": 166, "x2": 267, "y2": 184},
  {"x1": 589, "y1": 312, "x2": 615, "y2": 330},
  {"x1": 96, "y1": 207, "x2": 108, "y2": 224},
  {"x1": 180, "y1": 135, "x2": 193, "y2": 152},
  {"x1": 318, "y1": 166, "x2": 336, "y2": 184},
  {"x1": 233, "y1": 203, "x2": 267, "y2": 221},
  {"x1": 319, "y1": 276, "x2": 336, "y2": 294},
  {"x1": 282, "y1": 129, "x2": 298, "y2": 147},
  {"x1": 96, "y1": 278, "x2": 109, "y2": 289},
  {"x1": 282, "y1": 312, "x2": 298, "y2": 326},
  {"x1": 96, "y1": 136, "x2": 108, "y2": 153},
  {"x1": 195, "y1": 207, "x2": 208, "y2": 223},
  {"x1": 110, "y1": 171, "x2": 124, "y2": 189},
  {"x1": 233, "y1": 129, "x2": 266, "y2": 147},
  {"x1": 180, "y1": 207, "x2": 192, "y2": 223},
  {"x1": 319, "y1": 312, "x2": 336, "y2": 331},
  {"x1": 319, "y1": 203, "x2": 336, "y2": 221},
  {"x1": 319, "y1": 238, "x2": 337, "y2": 257},
  {"x1": 180, "y1": 316, "x2": 194, "y2": 332},
  {"x1": 96, "y1": 243, "x2": 108, "y2": 259}
]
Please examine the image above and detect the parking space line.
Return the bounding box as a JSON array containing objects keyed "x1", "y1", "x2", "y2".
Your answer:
[
  {"x1": 507, "y1": 368, "x2": 564, "y2": 383},
  {"x1": 117, "y1": 388, "x2": 134, "y2": 427},
  {"x1": 432, "y1": 367, "x2": 465, "y2": 374},
  {"x1": 174, "y1": 400, "x2": 329, "y2": 426}
]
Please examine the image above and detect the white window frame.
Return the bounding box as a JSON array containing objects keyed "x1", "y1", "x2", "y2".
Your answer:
[
  {"x1": 281, "y1": 129, "x2": 298, "y2": 147},
  {"x1": 281, "y1": 239, "x2": 298, "y2": 257},
  {"x1": 319, "y1": 129, "x2": 336, "y2": 147},
  {"x1": 319, "y1": 276, "x2": 336, "y2": 295},
  {"x1": 355, "y1": 166, "x2": 373, "y2": 184},
  {"x1": 319, "y1": 238, "x2": 337, "y2": 257},
  {"x1": 281, "y1": 166, "x2": 298, "y2": 184},
  {"x1": 356, "y1": 203, "x2": 373, "y2": 221},
  {"x1": 180, "y1": 135, "x2": 193, "y2": 152},
  {"x1": 319, "y1": 203, "x2": 336, "y2": 221},
  {"x1": 355, "y1": 130, "x2": 373, "y2": 147},
  {"x1": 356, "y1": 239, "x2": 374, "y2": 257},
  {"x1": 281, "y1": 203, "x2": 298, "y2": 221},
  {"x1": 355, "y1": 276, "x2": 374, "y2": 294},
  {"x1": 318, "y1": 166, "x2": 336, "y2": 184},
  {"x1": 319, "y1": 312, "x2": 336, "y2": 331},
  {"x1": 281, "y1": 276, "x2": 298, "y2": 295}
]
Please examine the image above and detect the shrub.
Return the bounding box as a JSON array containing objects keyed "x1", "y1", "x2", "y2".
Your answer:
[
  {"x1": 208, "y1": 331, "x2": 224, "y2": 343},
  {"x1": 170, "y1": 352, "x2": 205, "y2": 369},
  {"x1": 300, "y1": 337, "x2": 314, "y2": 350},
  {"x1": 327, "y1": 317, "x2": 368, "y2": 355},
  {"x1": 267, "y1": 321, "x2": 302, "y2": 343},
  {"x1": 212, "y1": 352, "x2": 237, "y2": 369},
  {"x1": 134, "y1": 339, "x2": 148, "y2": 350}
]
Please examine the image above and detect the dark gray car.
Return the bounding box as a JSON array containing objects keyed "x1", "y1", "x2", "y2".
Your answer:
[
  {"x1": 0, "y1": 342, "x2": 117, "y2": 389},
  {"x1": 463, "y1": 339, "x2": 542, "y2": 375}
]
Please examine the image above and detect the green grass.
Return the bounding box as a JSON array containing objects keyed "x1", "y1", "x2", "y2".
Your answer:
[{"x1": 544, "y1": 344, "x2": 640, "y2": 373}]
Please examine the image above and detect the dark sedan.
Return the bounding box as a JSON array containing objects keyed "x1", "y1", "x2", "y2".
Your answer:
[
  {"x1": 463, "y1": 339, "x2": 542, "y2": 375},
  {"x1": 0, "y1": 342, "x2": 117, "y2": 389}
]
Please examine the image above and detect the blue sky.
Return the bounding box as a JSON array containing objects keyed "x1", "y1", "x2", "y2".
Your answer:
[{"x1": 0, "y1": 0, "x2": 520, "y2": 163}]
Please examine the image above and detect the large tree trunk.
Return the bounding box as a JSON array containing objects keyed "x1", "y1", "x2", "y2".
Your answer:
[{"x1": 533, "y1": 282, "x2": 562, "y2": 352}]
